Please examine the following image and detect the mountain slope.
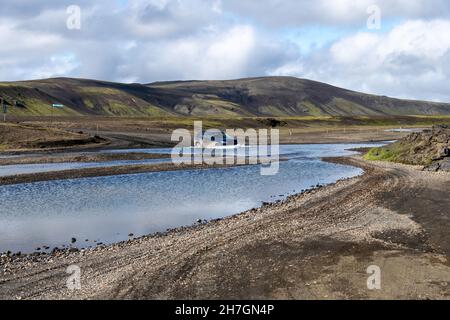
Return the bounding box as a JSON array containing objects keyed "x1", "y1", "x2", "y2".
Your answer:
[
  {"x1": 0, "y1": 76, "x2": 449, "y2": 117},
  {"x1": 149, "y1": 77, "x2": 450, "y2": 116}
]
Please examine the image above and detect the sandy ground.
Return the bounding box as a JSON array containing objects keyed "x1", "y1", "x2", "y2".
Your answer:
[
  {"x1": 2, "y1": 116, "x2": 416, "y2": 152},
  {"x1": 71, "y1": 127, "x2": 410, "y2": 148},
  {"x1": 1, "y1": 156, "x2": 449, "y2": 300},
  {"x1": 0, "y1": 122, "x2": 109, "y2": 152}
]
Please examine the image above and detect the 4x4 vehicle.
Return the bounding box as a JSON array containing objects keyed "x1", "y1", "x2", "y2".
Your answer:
[{"x1": 194, "y1": 131, "x2": 240, "y2": 148}]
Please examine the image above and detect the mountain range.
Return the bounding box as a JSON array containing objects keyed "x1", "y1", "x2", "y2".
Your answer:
[{"x1": 1, "y1": 76, "x2": 449, "y2": 117}]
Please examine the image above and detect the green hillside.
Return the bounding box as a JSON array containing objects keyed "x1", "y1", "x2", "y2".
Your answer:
[{"x1": 0, "y1": 76, "x2": 449, "y2": 117}]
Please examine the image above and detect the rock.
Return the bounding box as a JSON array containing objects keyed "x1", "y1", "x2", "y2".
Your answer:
[
  {"x1": 51, "y1": 247, "x2": 60, "y2": 254},
  {"x1": 440, "y1": 159, "x2": 450, "y2": 171},
  {"x1": 424, "y1": 162, "x2": 440, "y2": 172},
  {"x1": 68, "y1": 248, "x2": 79, "y2": 253},
  {"x1": 425, "y1": 158, "x2": 450, "y2": 172}
]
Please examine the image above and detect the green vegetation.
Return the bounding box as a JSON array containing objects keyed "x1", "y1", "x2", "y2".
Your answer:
[
  {"x1": 364, "y1": 125, "x2": 450, "y2": 166},
  {"x1": 83, "y1": 99, "x2": 95, "y2": 109},
  {"x1": 364, "y1": 139, "x2": 436, "y2": 165},
  {"x1": 9, "y1": 99, "x2": 80, "y2": 116},
  {"x1": 364, "y1": 145, "x2": 404, "y2": 162},
  {"x1": 79, "y1": 87, "x2": 124, "y2": 95},
  {"x1": 299, "y1": 101, "x2": 325, "y2": 117},
  {"x1": 332, "y1": 98, "x2": 380, "y2": 116}
]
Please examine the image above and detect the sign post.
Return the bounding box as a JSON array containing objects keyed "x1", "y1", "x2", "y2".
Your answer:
[
  {"x1": 51, "y1": 103, "x2": 64, "y2": 124},
  {"x1": 1, "y1": 96, "x2": 6, "y2": 122}
]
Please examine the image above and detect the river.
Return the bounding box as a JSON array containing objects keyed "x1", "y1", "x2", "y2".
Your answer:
[{"x1": 0, "y1": 142, "x2": 385, "y2": 253}]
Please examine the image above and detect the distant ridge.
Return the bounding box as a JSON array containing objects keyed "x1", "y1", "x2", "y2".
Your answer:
[{"x1": 1, "y1": 76, "x2": 449, "y2": 117}]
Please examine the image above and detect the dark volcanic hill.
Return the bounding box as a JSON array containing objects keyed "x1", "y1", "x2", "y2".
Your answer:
[{"x1": 1, "y1": 76, "x2": 449, "y2": 117}]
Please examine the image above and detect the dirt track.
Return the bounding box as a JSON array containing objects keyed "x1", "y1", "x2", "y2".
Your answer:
[{"x1": 1, "y1": 156, "x2": 450, "y2": 300}]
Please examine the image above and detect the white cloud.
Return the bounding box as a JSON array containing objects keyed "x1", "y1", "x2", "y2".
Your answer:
[
  {"x1": 284, "y1": 19, "x2": 450, "y2": 101},
  {"x1": 0, "y1": 0, "x2": 450, "y2": 102},
  {"x1": 224, "y1": 0, "x2": 450, "y2": 26},
  {"x1": 118, "y1": 25, "x2": 283, "y2": 81}
]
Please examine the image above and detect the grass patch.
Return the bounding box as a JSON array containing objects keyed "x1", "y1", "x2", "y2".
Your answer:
[
  {"x1": 364, "y1": 139, "x2": 417, "y2": 163},
  {"x1": 364, "y1": 139, "x2": 438, "y2": 166},
  {"x1": 299, "y1": 101, "x2": 326, "y2": 117},
  {"x1": 79, "y1": 87, "x2": 124, "y2": 95},
  {"x1": 364, "y1": 147, "x2": 400, "y2": 162}
]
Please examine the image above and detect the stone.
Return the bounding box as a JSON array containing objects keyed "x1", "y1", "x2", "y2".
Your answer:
[
  {"x1": 424, "y1": 162, "x2": 440, "y2": 172},
  {"x1": 439, "y1": 159, "x2": 450, "y2": 172}
]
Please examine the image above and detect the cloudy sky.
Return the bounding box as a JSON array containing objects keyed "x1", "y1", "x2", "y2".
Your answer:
[{"x1": 1, "y1": 0, "x2": 450, "y2": 101}]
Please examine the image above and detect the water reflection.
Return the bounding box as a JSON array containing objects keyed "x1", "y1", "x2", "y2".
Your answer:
[{"x1": 0, "y1": 142, "x2": 385, "y2": 253}]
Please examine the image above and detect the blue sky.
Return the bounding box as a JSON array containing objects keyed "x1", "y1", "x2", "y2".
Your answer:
[{"x1": 1, "y1": 0, "x2": 450, "y2": 101}]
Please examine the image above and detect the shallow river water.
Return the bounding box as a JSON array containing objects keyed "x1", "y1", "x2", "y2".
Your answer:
[{"x1": 0, "y1": 142, "x2": 385, "y2": 253}]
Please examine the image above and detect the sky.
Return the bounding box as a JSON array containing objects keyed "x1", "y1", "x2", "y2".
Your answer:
[{"x1": 1, "y1": 0, "x2": 450, "y2": 101}]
